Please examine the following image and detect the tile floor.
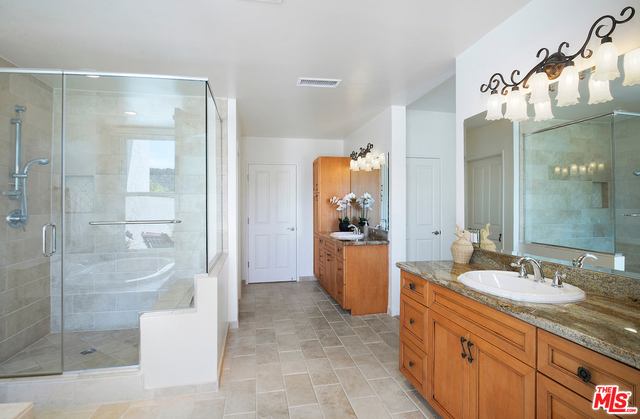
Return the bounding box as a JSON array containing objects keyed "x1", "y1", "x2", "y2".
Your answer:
[
  {"x1": 34, "y1": 280, "x2": 441, "y2": 418},
  {"x1": 0, "y1": 329, "x2": 140, "y2": 376}
]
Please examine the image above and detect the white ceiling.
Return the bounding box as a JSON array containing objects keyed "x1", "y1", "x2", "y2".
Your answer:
[{"x1": 0, "y1": 0, "x2": 532, "y2": 139}]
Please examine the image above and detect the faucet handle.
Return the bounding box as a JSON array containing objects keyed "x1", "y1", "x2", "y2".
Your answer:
[
  {"x1": 552, "y1": 271, "x2": 566, "y2": 288},
  {"x1": 510, "y1": 262, "x2": 527, "y2": 278}
]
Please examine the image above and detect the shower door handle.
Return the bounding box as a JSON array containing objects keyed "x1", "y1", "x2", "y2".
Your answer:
[
  {"x1": 623, "y1": 214, "x2": 640, "y2": 217},
  {"x1": 89, "y1": 219, "x2": 182, "y2": 225},
  {"x1": 42, "y1": 223, "x2": 56, "y2": 257}
]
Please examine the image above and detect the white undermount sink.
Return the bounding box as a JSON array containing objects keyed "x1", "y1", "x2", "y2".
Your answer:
[
  {"x1": 457, "y1": 270, "x2": 586, "y2": 303},
  {"x1": 330, "y1": 232, "x2": 364, "y2": 241}
]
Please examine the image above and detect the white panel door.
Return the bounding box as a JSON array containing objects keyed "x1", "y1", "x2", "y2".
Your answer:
[
  {"x1": 248, "y1": 164, "x2": 297, "y2": 283},
  {"x1": 467, "y1": 155, "x2": 503, "y2": 251},
  {"x1": 407, "y1": 158, "x2": 442, "y2": 261}
]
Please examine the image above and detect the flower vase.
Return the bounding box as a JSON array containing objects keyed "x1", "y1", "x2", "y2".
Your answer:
[{"x1": 339, "y1": 222, "x2": 350, "y2": 232}]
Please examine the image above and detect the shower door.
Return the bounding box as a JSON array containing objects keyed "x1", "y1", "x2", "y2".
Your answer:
[{"x1": 0, "y1": 70, "x2": 63, "y2": 377}]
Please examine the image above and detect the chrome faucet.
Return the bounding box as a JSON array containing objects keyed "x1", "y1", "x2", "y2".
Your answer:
[
  {"x1": 511, "y1": 257, "x2": 544, "y2": 283},
  {"x1": 551, "y1": 270, "x2": 566, "y2": 288},
  {"x1": 347, "y1": 224, "x2": 361, "y2": 235},
  {"x1": 573, "y1": 253, "x2": 597, "y2": 268}
]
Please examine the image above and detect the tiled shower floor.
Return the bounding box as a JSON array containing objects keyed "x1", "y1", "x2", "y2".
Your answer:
[{"x1": 0, "y1": 328, "x2": 139, "y2": 376}]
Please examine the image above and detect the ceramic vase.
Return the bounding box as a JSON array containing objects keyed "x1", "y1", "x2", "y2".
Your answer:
[
  {"x1": 450, "y1": 224, "x2": 474, "y2": 264},
  {"x1": 339, "y1": 222, "x2": 350, "y2": 232}
]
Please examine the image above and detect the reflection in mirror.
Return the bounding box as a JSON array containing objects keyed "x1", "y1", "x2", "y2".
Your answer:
[
  {"x1": 464, "y1": 117, "x2": 514, "y2": 253},
  {"x1": 350, "y1": 152, "x2": 389, "y2": 231}
]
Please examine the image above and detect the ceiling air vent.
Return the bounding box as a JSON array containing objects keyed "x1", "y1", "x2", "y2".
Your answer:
[{"x1": 297, "y1": 78, "x2": 342, "y2": 88}]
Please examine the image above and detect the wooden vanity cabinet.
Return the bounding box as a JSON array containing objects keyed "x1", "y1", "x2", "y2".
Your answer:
[
  {"x1": 399, "y1": 268, "x2": 640, "y2": 419},
  {"x1": 316, "y1": 238, "x2": 388, "y2": 315},
  {"x1": 399, "y1": 271, "x2": 536, "y2": 419}
]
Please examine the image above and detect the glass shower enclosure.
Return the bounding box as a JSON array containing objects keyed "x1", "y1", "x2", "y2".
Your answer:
[{"x1": 0, "y1": 69, "x2": 219, "y2": 377}]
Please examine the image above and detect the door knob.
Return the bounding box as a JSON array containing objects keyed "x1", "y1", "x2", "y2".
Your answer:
[
  {"x1": 432, "y1": 231, "x2": 441, "y2": 235},
  {"x1": 287, "y1": 227, "x2": 295, "y2": 231}
]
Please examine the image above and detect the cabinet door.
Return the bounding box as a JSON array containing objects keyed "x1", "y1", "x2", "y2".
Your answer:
[
  {"x1": 325, "y1": 252, "x2": 335, "y2": 297},
  {"x1": 537, "y1": 373, "x2": 612, "y2": 419},
  {"x1": 429, "y1": 311, "x2": 471, "y2": 419},
  {"x1": 470, "y1": 334, "x2": 536, "y2": 419},
  {"x1": 313, "y1": 235, "x2": 319, "y2": 279}
]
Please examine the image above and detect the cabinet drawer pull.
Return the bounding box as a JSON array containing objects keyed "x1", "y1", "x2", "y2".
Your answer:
[
  {"x1": 409, "y1": 361, "x2": 414, "y2": 367},
  {"x1": 577, "y1": 366, "x2": 592, "y2": 383},
  {"x1": 409, "y1": 318, "x2": 414, "y2": 325},
  {"x1": 460, "y1": 337, "x2": 467, "y2": 359},
  {"x1": 467, "y1": 341, "x2": 474, "y2": 363},
  {"x1": 409, "y1": 283, "x2": 415, "y2": 291}
]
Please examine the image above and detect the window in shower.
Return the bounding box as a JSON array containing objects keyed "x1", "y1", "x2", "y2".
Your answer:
[{"x1": 125, "y1": 139, "x2": 176, "y2": 250}]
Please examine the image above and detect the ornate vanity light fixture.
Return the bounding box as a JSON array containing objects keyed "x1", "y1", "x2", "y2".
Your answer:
[
  {"x1": 481, "y1": 6, "x2": 638, "y2": 122},
  {"x1": 349, "y1": 143, "x2": 385, "y2": 171}
]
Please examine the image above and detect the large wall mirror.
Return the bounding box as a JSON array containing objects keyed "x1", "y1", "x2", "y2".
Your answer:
[
  {"x1": 464, "y1": 54, "x2": 640, "y2": 278},
  {"x1": 350, "y1": 153, "x2": 389, "y2": 231}
]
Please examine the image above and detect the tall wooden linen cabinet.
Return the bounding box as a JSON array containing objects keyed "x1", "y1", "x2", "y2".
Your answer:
[{"x1": 312, "y1": 157, "x2": 351, "y2": 277}]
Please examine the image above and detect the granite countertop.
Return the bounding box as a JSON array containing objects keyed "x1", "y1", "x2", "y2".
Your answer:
[
  {"x1": 317, "y1": 231, "x2": 389, "y2": 246},
  {"x1": 396, "y1": 260, "x2": 640, "y2": 370}
]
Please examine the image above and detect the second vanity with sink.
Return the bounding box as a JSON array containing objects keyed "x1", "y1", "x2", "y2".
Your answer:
[
  {"x1": 314, "y1": 231, "x2": 389, "y2": 315},
  {"x1": 397, "y1": 249, "x2": 640, "y2": 419}
]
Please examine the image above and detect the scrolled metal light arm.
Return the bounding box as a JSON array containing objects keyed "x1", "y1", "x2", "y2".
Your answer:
[{"x1": 480, "y1": 7, "x2": 635, "y2": 95}]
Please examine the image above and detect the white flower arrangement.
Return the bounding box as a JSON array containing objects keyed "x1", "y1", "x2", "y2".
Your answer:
[
  {"x1": 356, "y1": 192, "x2": 375, "y2": 224},
  {"x1": 329, "y1": 193, "x2": 357, "y2": 224}
]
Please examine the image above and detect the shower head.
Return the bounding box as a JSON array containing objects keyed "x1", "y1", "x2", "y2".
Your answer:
[{"x1": 23, "y1": 158, "x2": 50, "y2": 174}]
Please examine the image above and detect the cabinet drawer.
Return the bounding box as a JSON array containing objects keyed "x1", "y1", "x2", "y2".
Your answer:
[
  {"x1": 318, "y1": 236, "x2": 325, "y2": 246},
  {"x1": 400, "y1": 293, "x2": 428, "y2": 352},
  {"x1": 538, "y1": 329, "x2": 640, "y2": 407},
  {"x1": 429, "y1": 282, "x2": 537, "y2": 367},
  {"x1": 401, "y1": 270, "x2": 429, "y2": 306},
  {"x1": 324, "y1": 240, "x2": 337, "y2": 255},
  {"x1": 537, "y1": 372, "x2": 613, "y2": 419},
  {"x1": 400, "y1": 333, "x2": 427, "y2": 396},
  {"x1": 318, "y1": 248, "x2": 325, "y2": 267}
]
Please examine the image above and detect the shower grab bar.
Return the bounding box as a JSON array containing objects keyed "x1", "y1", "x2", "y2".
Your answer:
[
  {"x1": 89, "y1": 219, "x2": 182, "y2": 225},
  {"x1": 623, "y1": 214, "x2": 640, "y2": 217}
]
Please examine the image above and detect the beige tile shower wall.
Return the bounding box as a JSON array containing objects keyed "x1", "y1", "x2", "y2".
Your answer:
[
  {"x1": 614, "y1": 116, "x2": 640, "y2": 273},
  {"x1": 51, "y1": 88, "x2": 206, "y2": 333},
  {"x1": 522, "y1": 119, "x2": 614, "y2": 253},
  {"x1": 0, "y1": 60, "x2": 55, "y2": 363}
]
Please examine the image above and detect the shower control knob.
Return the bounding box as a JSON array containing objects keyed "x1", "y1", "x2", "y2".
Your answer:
[
  {"x1": 287, "y1": 227, "x2": 295, "y2": 231},
  {"x1": 432, "y1": 231, "x2": 441, "y2": 235}
]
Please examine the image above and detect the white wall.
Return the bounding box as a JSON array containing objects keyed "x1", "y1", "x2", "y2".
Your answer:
[
  {"x1": 406, "y1": 110, "x2": 457, "y2": 255},
  {"x1": 455, "y1": 0, "x2": 640, "y2": 226},
  {"x1": 343, "y1": 106, "x2": 406, "y2": 316},
  {"x1": 227, "y1": 99, "x2": 239, "y2": 326},
  {"x1": 240, "y1": 137, "x2": 344, "y2": 281}
]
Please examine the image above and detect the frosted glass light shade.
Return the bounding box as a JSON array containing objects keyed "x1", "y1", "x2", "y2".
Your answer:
[
  {"x1": 378, "y1": 153, "x2": 386, "y2": 165},
  {"x1": 623, "y1": 48, "x2": 640, "y2": 86},
  {"x1": 593, "y1": 39, "x2": 620, "y2": 82},
  {"x1": 533, "y1": 101, "x2": 554, "y2": 121},
  {"x1": 556, "y1": 64, "x2": 580, "y2": 107},
  {"x1": 357, "y1": 156, "x2": 365, "y2": 170},
  {"x1": 588, "y1": 73, "x2": 613, "y2": 104},
  {"x1": 528, "y1": 71, "x2": 550, "y2": 104},
  {"x1": 372, "y1": 158, "x2": 381, "y2": 169},
  {"x1": 364, "y1": 163, "x2": 372, "y2": 172},
  {"x1": 504, "y1": 87, "x2": 528, "y2": 122},
  {"x1": 350, "y1": 159, "x2": 357, "y2": 171},
  {"x1": 485, "y1": 90, "x2": 503, "y2": 120}
]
